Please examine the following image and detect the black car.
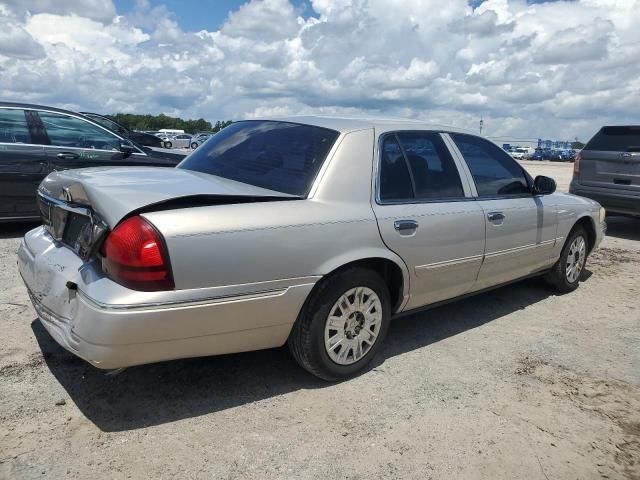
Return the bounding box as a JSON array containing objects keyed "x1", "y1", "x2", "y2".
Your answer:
[
  {"x1": 0, "y1": 102, "x2": 187, "y2": 222},
  {"x1": 80, "y1": 112, "x2": 164, "y2": 148}
]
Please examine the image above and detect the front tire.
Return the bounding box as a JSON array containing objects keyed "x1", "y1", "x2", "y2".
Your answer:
[
  {"x1": 288, "y1": 267, "x2": 391, "y2": 381},
  {"x1": 545, "y1": 226, "x2": 588, "y2": 293},
  {"x1": 164, "y1": 141, "x2": 172, "y2": 148},
  {"x1": 191, "y1": 142, "x2": 198, "y2": 149}
]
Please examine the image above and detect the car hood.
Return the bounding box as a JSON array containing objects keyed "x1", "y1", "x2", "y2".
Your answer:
[{"x1": 39, "y1": 166, "x2": 296, "y2": 227}]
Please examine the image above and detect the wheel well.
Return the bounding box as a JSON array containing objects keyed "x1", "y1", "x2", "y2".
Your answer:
[
  {"x1": 574, "y1": 216, "x2": 596, "y2": 253},
  {"x1": 327, "y1": 258, "x2": 405, "y2": 312}
]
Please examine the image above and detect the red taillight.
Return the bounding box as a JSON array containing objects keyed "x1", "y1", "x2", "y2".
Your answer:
[
  {"x1": 101, "y1": 216, "x2": 174, "y2": 291},
  {"x1": 573, "y1": 151, "x2": 582, "y2": 175}
]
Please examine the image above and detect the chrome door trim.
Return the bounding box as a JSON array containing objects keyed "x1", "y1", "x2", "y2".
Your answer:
[
  {"x1": 415, "y1": 254, "x2": 483, "y2": 274},
  {"x1": 484, "y1": 238, "x2": 557, "y2": 260}
]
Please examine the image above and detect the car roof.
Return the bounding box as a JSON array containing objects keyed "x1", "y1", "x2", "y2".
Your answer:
[
  {"x1": 0, "y1": 101, "x2": 84, "y2": 116},
  {"x1": 258, "y1": 115, "x2": 477, "y2": 135}
]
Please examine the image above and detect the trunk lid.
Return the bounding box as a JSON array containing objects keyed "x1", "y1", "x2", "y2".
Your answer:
[
  {"x1": 37, "y1": 166, "x2": 296, "y2": 260},
  {"x1": 578, "y1": 126, "x2": 640, "y2": 192}
]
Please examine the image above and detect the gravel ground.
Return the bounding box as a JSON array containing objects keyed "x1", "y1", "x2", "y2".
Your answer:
[{"x1": 1, "y1": 161, "x2": 639, "y2": 479}]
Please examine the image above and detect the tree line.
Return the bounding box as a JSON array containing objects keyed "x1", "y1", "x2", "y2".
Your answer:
[{"x1": 108, "y1": 113, "x2": 233, "y2": 134}]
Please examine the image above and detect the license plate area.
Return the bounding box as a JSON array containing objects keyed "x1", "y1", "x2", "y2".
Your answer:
[{"x1": 38, "y1": 193, "x2": 97, "y2": 256}]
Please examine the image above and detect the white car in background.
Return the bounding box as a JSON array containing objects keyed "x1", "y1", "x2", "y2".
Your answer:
[
  {"x1": 160, "y1": 133, "x2": 193, "y2": 149},
  {"x1": 511, "y1": 147, "x2": 532, "y2": 160}
]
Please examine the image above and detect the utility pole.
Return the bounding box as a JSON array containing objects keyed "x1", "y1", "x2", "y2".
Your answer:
[{"x1": 479, "y1": 117, "x2": 484, "y2": 135}]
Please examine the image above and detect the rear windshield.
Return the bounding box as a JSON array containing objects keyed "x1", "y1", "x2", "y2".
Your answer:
[
  {"x1": 178, "y1": 121, "x2": 340, "y2": 196},
  {"x1": 584, "y1": 126, "x2": 640, "y2": 152}
]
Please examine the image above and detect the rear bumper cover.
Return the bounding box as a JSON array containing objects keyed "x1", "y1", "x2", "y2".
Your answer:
[
  {"x1": 18, "y1": 227, "x2": 317, "y2": 369},
  {"x1": 570, "y1": 182, "x2": 640, "y2": 216}
]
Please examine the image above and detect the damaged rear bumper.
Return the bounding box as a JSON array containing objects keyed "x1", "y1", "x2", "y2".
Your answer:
[{"x1": 18, "y1": 227, "x2": 317, "y2": 369}]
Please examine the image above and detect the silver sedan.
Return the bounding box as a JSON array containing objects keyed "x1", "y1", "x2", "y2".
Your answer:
[{"x1": 18, "y1": 117, "x2": 605, "y2": 380}]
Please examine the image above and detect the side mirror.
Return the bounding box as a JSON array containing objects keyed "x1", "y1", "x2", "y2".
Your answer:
[
  {"x1": 533, "y1": 175, "x2": 556, "y2": 195},
  {"x1": 120, "y1": 141, "x2": 136, "y2": 157}
]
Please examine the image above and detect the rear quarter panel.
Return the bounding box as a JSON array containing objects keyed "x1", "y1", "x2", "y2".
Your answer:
[{"x1": 144, "y1": 129, "x2": 410, "y2": 296}]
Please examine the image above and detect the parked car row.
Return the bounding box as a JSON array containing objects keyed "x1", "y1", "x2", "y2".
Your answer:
[{"x1": 507, "y1": 147, "x2": 577, "y2": 162}]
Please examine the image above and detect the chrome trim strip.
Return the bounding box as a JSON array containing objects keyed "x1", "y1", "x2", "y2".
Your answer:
[
  {"x1": 485, "y1": 238, "x2": 556, "y2": 259},
  {"x1": 415, "y1": 254, "x2": 483, "y2": 273},
  {"x1": 77, "y1": 286, "x2": 296, "y2": 311},
  {"x1": 76, "y1": 275, "x2": 322, "y2": 311},
  {"x1": 0, "y1": 141, "x2": 146, "y2": 156},
  {"x1": 414, "y1": 237, "x2": 562, "y2": 273},
  {"x1": 39, "y1": 192, "x2": 91, "y2": 216}
]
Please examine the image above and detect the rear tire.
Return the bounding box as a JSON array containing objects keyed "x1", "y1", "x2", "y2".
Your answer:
[
  {"x1": 288, "y1": 267, "x2": 391, "y2": 381},
  {"x1": 545, "y1": 226, "x2": 588, "y2": 293},
  {"x1": 191, "y1": 142, "x2": 198, "y2": 149},
  {"x1": 164, "y1": 141, "x2": 172, "y2": 148}
]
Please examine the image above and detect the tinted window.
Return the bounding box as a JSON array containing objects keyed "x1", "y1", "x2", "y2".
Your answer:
[
  {"x1": 85, "y1": 114, "x2": 127, "y2": 135},
  {"x1": 452, "y1": 134, "x2": 530, "y2": 197},
  {"x1": 178, "y1": 121, "x2": 339, "y2": 196},
  {"x1": 380, "y1": 136, "x2": 413, "y2": 201},
  {"x1": 396, "y1": 132, "x2": 464, "y2": 199},
  {"x1": 0, "y1": 109, "x2": 31, "y2": 143},
  {"x1": 584, "y1": 126, "x2": 640, "y2": 152},
  {"x1": 39, "y1": 111, "x2": 121, "y2": 150}
]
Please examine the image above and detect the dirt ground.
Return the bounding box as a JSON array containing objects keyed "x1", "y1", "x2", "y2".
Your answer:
[{"x1": 1, "y1": 161, "x2": 639, "y2": 479}]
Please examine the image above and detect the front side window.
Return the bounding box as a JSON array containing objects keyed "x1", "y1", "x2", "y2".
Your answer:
[
  {"x1": 38, "y1": 111, "x2": 121, "y2": 150},
  {"x1": 178, "y1": 121, "x2": 340, "y2": 196},
  {"x1": 451, "y1": 134, "x2": 530, "y2": 197},
  {"x1": 0, "y1": 109, "x2": 31, "y2": 144}
]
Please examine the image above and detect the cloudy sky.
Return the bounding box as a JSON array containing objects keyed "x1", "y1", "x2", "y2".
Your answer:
[{"x1": 0, "y1": 0, "x2": 638, "y2": 141}]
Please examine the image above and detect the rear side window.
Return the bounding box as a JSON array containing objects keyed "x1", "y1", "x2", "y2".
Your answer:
[
  {"x1": 584, "y1": 126, "x2": 640, "y2": 152},
  {"x1": 451, "y1": 134, "x2": 530, "y2": 197},
  {"x1": 178, "y1": 121, "x2": 339, "y2": 197},
  {"x1": 0, "y1": 109, "x2": 31, "y2": 144},
  {"x1": 396, "y1": 132, "x2": 464, "y2": 199},
  {"x1": 379, "y1": 132, "x2": 464, "y2": 202},
  {"x1": 38, "y1": 111, "x2": 121, "y2": 150},
  {"x1": 380, "y1": 136, "x2": 414, "y2": 201}
]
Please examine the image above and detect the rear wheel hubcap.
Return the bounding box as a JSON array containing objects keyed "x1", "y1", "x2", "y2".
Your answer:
[{"x1": 324, "y1": 287, "x2": 382, "y2": 365}]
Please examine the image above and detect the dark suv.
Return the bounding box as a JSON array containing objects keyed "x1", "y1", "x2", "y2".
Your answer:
[{"x1": 570, "y1": 126, "x2": 640, "y2": 217}]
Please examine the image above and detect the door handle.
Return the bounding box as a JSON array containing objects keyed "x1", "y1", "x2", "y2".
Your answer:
[
  {"x1": 394, "y1": 219, "x2": 419, "y2": 232},
  {"x1": 487, "y1": 212, "x2": 505, "y2": 222},
  {"x1": 56, "y1": 152, "x2": 80, "y2": 160}
]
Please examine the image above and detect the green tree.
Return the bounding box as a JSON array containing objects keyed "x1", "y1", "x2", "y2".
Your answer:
[{"x1": 107, "y1": 113, "x2": 233, "y2": 134}]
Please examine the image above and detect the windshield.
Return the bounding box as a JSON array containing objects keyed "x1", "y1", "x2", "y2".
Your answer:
[{"x1": 178, "y1": 121, "x2": 340, "y2": 196}]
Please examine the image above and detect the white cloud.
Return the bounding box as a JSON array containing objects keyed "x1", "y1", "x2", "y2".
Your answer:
[{"x1": 0, "y1": 0, "x2": 638, "y2": 141}]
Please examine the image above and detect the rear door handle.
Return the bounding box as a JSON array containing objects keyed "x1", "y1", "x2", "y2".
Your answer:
[
  {"x1": 394, "y1": 219, "x2": 419, "y2": 232},
  {"x1": 487, "y1": 212, "x2": 505, "y2": 222},
  {"x1": 56, "y1": 152, "x2": 80, "y2": 160}
]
